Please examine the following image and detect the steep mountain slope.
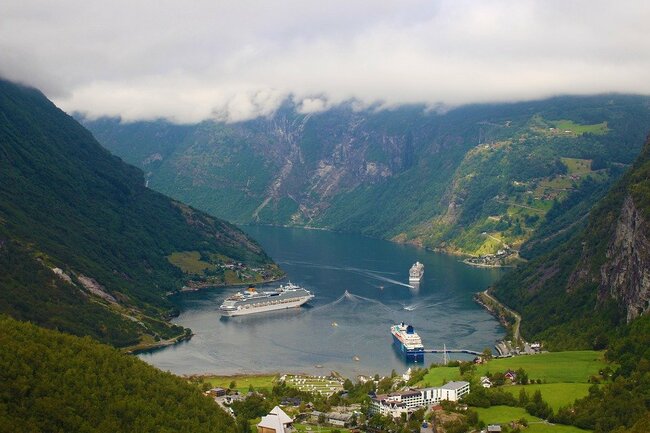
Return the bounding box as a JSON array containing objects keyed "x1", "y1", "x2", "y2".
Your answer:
[
  {"x1": 84, "y1": 95, "x2": 650, "y2": 257},
  {"x1": 0, "y1": 315, "x2": 237, "y2": 433},
  {"x1": 493, "y1": 134, "x2": 650, "y2": 349},
  {"x1": 0, "y1": 79, "x2": 279, "y2": 348}
]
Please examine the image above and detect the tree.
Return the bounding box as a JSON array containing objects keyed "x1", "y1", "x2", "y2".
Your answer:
[
  {"x1": 229, "y1": 380, "x2": 237, "y2": 389},
  {"x1": 518, "y1": 388, "x2": 529, "y2": 406},
  {"x1": 516, "y1": 368, "x2": 529, "y2": 385},
  {"x1": 482, "y1": 348, "x2": 493, "y2": 360}
]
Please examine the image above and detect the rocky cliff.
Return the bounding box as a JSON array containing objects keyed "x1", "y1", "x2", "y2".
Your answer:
[{"x1": 600, "y1": 193, "x2": 650, "y2": 322}]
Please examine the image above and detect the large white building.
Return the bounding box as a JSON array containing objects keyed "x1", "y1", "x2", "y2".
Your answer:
[{"x1": 371, "y1": 381, "x2": 470, "y2": 417}]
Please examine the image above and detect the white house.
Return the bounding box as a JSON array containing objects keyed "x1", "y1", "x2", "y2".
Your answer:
[
  {"x1": 257, "y1": 406, "x2": 293, "y2": 433},
  {"x1": 480, "y1": 376, "x2": 492, "y2": 388}
]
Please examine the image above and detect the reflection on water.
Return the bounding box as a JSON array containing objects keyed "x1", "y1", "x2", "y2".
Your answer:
[{"x1": 138, "y1": 226, "x2": 504, "y2": 377}]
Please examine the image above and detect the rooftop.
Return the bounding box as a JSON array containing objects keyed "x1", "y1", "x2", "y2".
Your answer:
[{"x1": 441, "y1": 381, "x2": 470, "y2": 391}]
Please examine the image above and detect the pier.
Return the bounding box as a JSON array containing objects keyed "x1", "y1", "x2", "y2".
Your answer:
[{"x1": 423, "y1": 348, "x2": 482, "y2": 356}]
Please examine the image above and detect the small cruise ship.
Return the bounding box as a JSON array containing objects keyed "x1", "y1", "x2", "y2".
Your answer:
[
  {"x1": 409, "y1": 261, "x2": 424, "y2": 283},
  {"x1": 391, "y1": 322, "x2": 425, "y2": 361},
  {"x1": 219, "y1": 283, "x2": 314, "y2": 317}
]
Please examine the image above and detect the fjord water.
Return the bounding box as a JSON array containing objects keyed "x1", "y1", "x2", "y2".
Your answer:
[{"x1": 139, "y1": 226, "x2": 504, "y2": 377}]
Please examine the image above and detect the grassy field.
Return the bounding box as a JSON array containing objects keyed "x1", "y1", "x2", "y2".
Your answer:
[
  {"x1": 204, "y1": 374, "x2": 278, "y2": 393},
  {"x1": 420, "y1": 366, "x2": 461, "y2": 387},
  {"x1": 168, "y1": 251, "x2": 212, "y2": 274},
  {"x1": 420, "y1": 351, "x2": 605, "y2": 387},
  {"x1": 475, "y1": 351, "x2": 605, "y2": 383},
  {"x1": 561, "y1": 157, "x2": 592, "y2": 174},
  {"x1": 551, "y1": 120, "x2": 609, "y2": 135},
  {"x1": 526, "y1": 423, "x2": 591, "y2": 433},
  {"x1": 474, "y1": 406, "x2": 541, "y2": 424},
  {"x1": 502, "y1": 383, "x2": 593, "y2": 411}
]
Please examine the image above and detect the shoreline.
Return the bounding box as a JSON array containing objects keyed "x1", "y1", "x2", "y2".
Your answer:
[
  {"x1": 175, "y1": 274, "x2": 285, "y2": 294},
  {"x1": 124, "y1": 329, "x2": 194, "y2": 355},
  {"x1": 474, "y1": 289, "x2": 522, "y2": 345}
]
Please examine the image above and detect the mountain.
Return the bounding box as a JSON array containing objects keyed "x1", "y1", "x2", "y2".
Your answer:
[
  {"x1": 0, "y1": 315, "x2": 237, "y2": 433},
  {"x1": 493, "y1": 134, "x2": 650, "y2": 349},
  {"x1": 83, "y1": 95, "x2": 650, "y2": 258},
  {"x1": 0, "y1": 79, "x2": 280, "y2": 348}
]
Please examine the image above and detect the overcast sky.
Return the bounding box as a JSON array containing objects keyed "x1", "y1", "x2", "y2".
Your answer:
[{"x1": 2, "y1": 0, "x2": 649, "y2": 123}]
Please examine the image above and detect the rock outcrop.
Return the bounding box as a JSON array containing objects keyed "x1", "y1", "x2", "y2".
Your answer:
[{"x1": 599, "y1": 195, "x2": 650, "y2": 322}]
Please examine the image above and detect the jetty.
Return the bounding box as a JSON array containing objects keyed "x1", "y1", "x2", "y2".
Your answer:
[{"x1": 423, "y1": 348, "x2": 482, "y2": 356}]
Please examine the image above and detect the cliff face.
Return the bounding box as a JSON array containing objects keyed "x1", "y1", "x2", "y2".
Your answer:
[{"x1": 599, "y1": 195, "x2": 650, "y2": 322}]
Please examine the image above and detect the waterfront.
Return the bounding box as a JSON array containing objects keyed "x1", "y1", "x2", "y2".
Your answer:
[{"x1": 139, "y1": 226, "x2": 505, "y2": 377}]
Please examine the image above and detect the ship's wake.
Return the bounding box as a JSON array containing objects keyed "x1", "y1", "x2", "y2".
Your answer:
[
  {"x1": 401, "y1": 299, "x2": 449, "y2": 311},
  {"x1": 279, "y1": 260, "x2": 412, "y2": 288},
  {"x1": 309, "y1": 290, "x2": 396, "y2": 314},
  {"x1": 363, "y1": 271, "x2": 415, "y2": 289}
]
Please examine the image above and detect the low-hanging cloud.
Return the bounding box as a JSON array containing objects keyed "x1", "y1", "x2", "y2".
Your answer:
[{"x1": 2, "y1": 0, "x2": 649, "y2": 123}]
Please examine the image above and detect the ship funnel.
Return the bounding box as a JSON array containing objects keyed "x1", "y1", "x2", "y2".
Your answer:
[{"x1": 406, "y1": 325, "x2": 414, "y2": 334}]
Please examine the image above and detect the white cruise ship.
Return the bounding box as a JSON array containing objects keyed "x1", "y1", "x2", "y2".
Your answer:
[
  {"x1": 409, "y1": 261, "x2": 424, "y2": 282},
  {"x1": 391, "y1": 322, "x2": 425, "y2": 361},
  {"x1": 219, "y1": 283, "x2": 314, "y2": 317}
]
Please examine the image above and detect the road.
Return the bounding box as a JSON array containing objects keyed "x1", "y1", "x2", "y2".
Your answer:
[{"x1": 482, "y1": 290, "x2": 522, "y2": 344}]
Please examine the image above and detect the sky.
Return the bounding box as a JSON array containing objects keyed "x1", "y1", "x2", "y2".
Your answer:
[{"x1": 2, "y1": 0, "x2": 649, "y2": 123}]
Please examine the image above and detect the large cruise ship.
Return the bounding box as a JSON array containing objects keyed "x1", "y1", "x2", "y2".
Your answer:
[
  {"x1": 409, "y1": 261, "x2": 424, "y2": 283},
  {"x1": 219, "y1": 283, "x2": 314, "y2": 317},
  {"x1": 391, "y1": 322, "x2": 425, "y2": 361}
]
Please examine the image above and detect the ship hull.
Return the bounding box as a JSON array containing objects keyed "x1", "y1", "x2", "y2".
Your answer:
[
  {"x1": 392, "y1": 333, "x2": 425, "y2": 361},
  {"x1": 219, "y1": 295, "x2": 313, "y2": 317}
]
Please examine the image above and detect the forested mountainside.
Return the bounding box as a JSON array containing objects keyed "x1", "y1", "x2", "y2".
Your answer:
[
  {"x1": 84, "y1": 95, "x2": 650, "y2": 258},
  {"x1": 0, "y1": 79, "x2": 279, "y2": 348},
  {"x1": 0, "y1": 316, "x2": 237, "y2": 433},
  {"x1": 493, "y1": 134, "x2": 650, "y2": 349}
]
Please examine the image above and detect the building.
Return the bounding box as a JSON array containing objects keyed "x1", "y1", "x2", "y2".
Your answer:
[
  {"x1": 257, "y1": 406, "x2": 294, "y2": 433},
  {"x1": 310, "y1": 411, "x2": 355, "y2": 427},
  {"x1": 206, "y1": 387, "x2": 227, "y2": 397},
  {"x1": 480, "y1": 376, "x2": 492, "y2": 388},
  {"x1": 504, "y1": 370, "x2": 517, "y2": 382},
  {"x1": 370, "y1": 381, "x2": 470, "y2": 417}
]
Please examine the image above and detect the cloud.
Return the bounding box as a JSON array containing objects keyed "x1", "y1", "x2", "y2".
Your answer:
[{"x1": 1, "y1": 0, "x2": 649, "y2": 123}]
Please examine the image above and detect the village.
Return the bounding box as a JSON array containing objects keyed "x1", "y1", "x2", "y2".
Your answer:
[{"x1": 197, "y1": 355, "x2": 561, "y2": 433}]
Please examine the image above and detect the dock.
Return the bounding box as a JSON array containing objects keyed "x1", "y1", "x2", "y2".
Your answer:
[{"x1": 423, "y1": 348, "x2": 482, "y2": 356}]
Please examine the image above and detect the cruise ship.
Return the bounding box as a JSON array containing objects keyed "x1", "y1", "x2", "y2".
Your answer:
[
  {"x1": 218, "y1": 283, "x2": 314, "y2": 317},
  {"x1": 391, "y1": 322, "x2": 425, "y2": 361},
  {"x1": 409, "y1": 261, "x2": 424, "y2": 283}
]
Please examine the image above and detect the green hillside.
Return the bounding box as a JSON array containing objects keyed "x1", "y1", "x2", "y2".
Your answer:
[
  {"x1": 0, "y1": 79, "x2": 279, "y2": 348},
  {"x1": 0, "y1": 315, "x2": 237, "y2": 433},
  {"x1": 493, "y1": 134, "x2": 650, "y2": 349},
  {"x1": 83, "y1": 95, "x2": 650, "y2": 257}
]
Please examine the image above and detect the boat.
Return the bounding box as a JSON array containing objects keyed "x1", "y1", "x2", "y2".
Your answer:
[
  {"x1": 219, "y1": 282, "x2": 314, "y2": 316},
  {"x1": 409, "y1": 261, "x2": 424, "y2": 283},
  {"x1": 391, "y1": 322, "x2": 425, "y2": 361}
]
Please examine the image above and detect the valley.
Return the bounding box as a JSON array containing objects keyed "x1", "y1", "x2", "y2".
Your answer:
[{"x1": 84, "y1": 95, "x2": 650, "y2": 261}]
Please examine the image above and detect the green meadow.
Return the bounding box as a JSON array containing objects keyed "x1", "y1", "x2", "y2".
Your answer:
[
  {"x1": 204, "y1": 374, "x2": 278, "y2": 393},
  {"x1": 474, "y1": 405, "x2": 541, "y2": 424},
  {"x1": 502, "y1": 383, "x2": 594, "y2": 411},
  {"x1": 420, "y1": 351, "x2": 605, "y2": 387},
  {"x1": 475, "y1": 351, "x2": 606, "y2": 383},
  {"x1": 551, "y1": 120, "x2": 609, "y2": 135}
]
